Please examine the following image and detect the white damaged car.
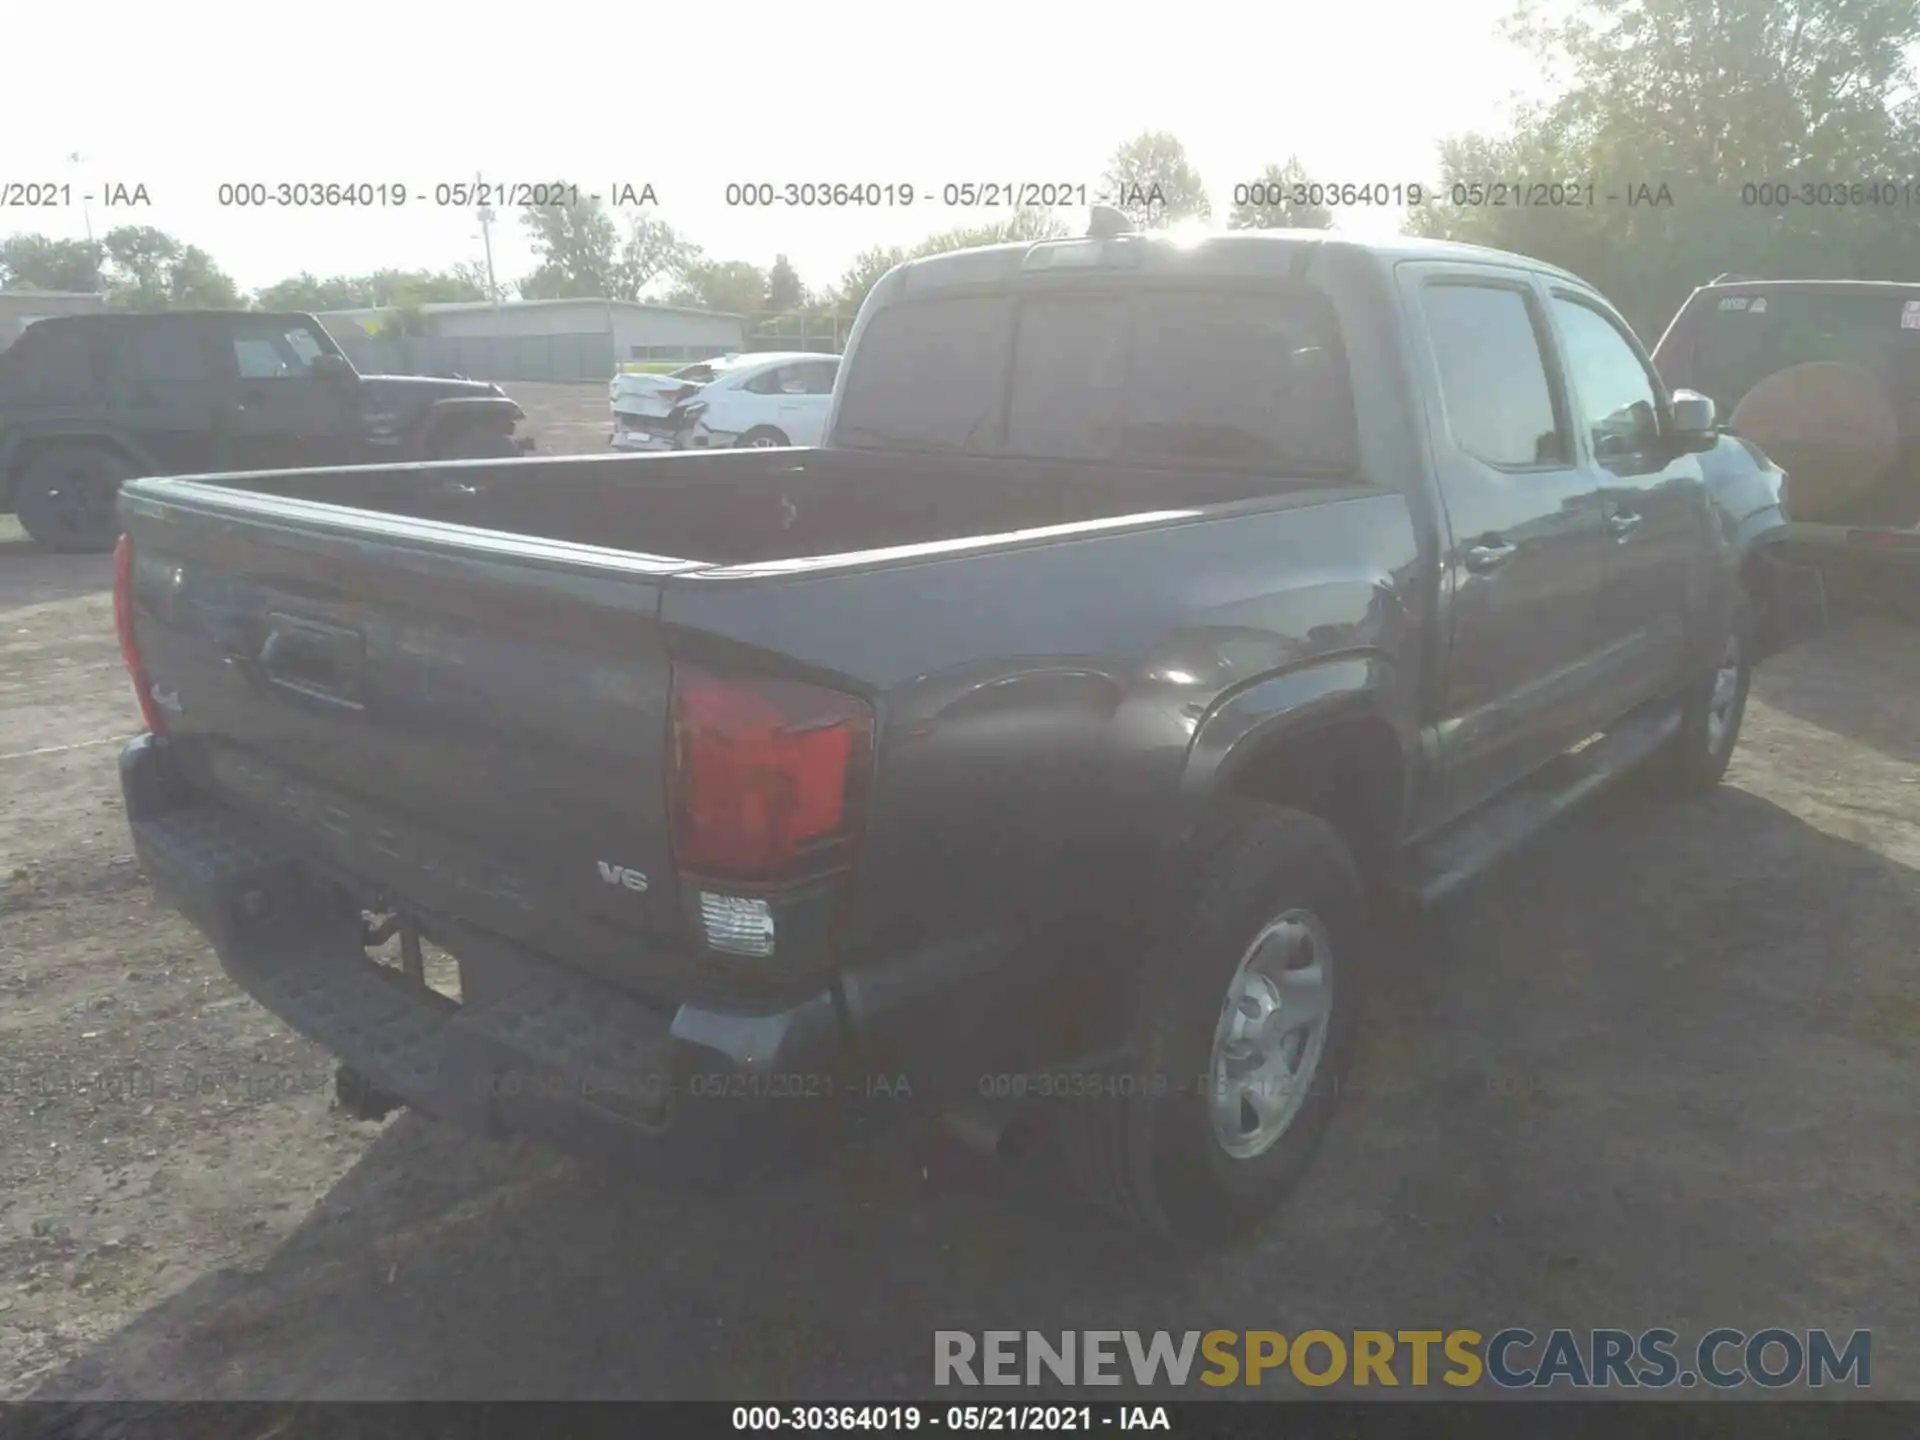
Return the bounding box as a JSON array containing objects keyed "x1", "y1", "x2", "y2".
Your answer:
[{"x1": 609, "y1": 352, "x2": 840, "y2": 452}]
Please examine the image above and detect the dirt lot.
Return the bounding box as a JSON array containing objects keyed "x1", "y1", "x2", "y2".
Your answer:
[
  {"x1": 509, "y1": 381, "x2": 622, "y2": 458},
  {"x1": 1, "y1": 398, "x2": 1916, "y2": 1400}
]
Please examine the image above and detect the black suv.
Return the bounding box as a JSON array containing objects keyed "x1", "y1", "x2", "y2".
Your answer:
[
  {"x1": 1653, "y1": 278, "x2": 1920, "y2": 546},
  {"x1": 0, "y1": 310, "x2": 533, "y2": 551}
]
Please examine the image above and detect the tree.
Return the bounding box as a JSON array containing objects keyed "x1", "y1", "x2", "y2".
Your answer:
[
  {"x1": 1416, "y1": 0, "x2": 1920, "y2": 337},
  {"x1": 821, "y1": 210, "x2": 1073, "y2": 316},
  {"x1": 254, "y1": 272, "x2": 371, "y2": 312},
  {"x1": 1101, "y1": 131, "x2": 1212, "y2": 229},
  {"x1": 616, "y1": 212, "x2": 699, "y2": 301},
  {"x1": 1227, "y1": 158, "x2": 1334, "y2": 230},
  {"x1": 829, "y1": 245, "x2": 908, "y2": 317},
  {"x1": 519, "y1": 186, "x2": 695, "y2": 301},
  {"x1": 0, "y1": 234, "x2": 106, "y2": 293},
  {"x1": 447, "y1": 260, "x2": 505, "y2": 303},
  {"x1": 765, "y1": 253, "x2": 806, "y2": 311},
  {"x1": 99, "y1": 226, "x2": 241, "y2": 310},
  {"x1": 664, "y1": 259, "x2": 769, "y2": 315},
  {"x1": 253, "y1": 266, "x2": 492, "y2": 313},
  {"x1": 518, "y1": 198, "x2": 621, "y2": 299}
]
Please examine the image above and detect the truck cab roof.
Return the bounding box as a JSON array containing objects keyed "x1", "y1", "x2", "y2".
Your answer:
[{"x1": 884, "y1": 228, "x2": 1589, "y2": 302}]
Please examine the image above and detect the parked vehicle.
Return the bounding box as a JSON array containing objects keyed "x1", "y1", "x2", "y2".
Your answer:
[
  {"x1": 0, "y1": 310, "x2": 533, "y2": 552},
  {"x1": 1653, "y1": 278, "x2": 1920, "y2": 595},
  {"x1": 113, "y1": 221, "x2": 1820, "y2": 1244},
  {"x1": 610, "y1": 351, "x2": 839, "y2": 452}
]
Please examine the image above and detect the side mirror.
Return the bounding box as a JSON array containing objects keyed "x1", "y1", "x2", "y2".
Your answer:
[
  {"x1": 311, "y1": 352, "x2": 355, "y2": 383},
  {"x1": 1667, "y1": 389, "x2": 1717, "y2": 453}
]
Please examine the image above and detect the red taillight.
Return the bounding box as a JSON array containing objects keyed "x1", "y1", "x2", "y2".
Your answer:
[
  {"x1": 113, "y1": 534, "x2": 167, "y2": 735},
  {"x1": 670, "y1": 665, "x2": 871, "y2": 880}
]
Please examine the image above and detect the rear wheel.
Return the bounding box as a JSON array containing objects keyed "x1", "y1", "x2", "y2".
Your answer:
[
  {"x1": 14, "y1": 444, "x2": 133, "y2": 553},
  {"x1": 738, "y1": 427, "x2": 789, "y2": 449},
  {"x1": 1056, "y1": 802, "x2": 1365, "y2": 1245}
]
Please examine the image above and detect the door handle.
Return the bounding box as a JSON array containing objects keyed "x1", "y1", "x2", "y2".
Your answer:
[
  {"x1": 1463, "y1": 538, "x2": 1518, "y2": 573},
  {"x1": 1607, "y1": 510, "x2": 1645, "y2": 540}
]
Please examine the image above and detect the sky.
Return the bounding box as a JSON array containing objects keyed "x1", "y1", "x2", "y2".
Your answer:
[{"x1": 4, "y1": 0, "x2": 1550, "y2": 299}]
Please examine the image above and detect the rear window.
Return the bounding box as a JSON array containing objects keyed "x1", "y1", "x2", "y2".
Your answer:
[
  {"x1": 835, "y1": 284, "x2": 1358, "y2": 476},
  {"x1": 1684, "y1": 290, "x2": 1920, "y2": 417},
  {"x1": 0, "y1": 322, "x2": 98, "y2": 395}
]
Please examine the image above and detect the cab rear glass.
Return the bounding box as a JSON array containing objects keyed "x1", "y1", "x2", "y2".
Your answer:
[{"x1": 834, "y1": 282, "x2": 1359, "y2": 477}]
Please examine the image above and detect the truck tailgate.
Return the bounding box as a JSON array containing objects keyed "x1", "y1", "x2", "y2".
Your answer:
[{"x1": 120, "y1": 483, "x2": 705, "y2": 999}]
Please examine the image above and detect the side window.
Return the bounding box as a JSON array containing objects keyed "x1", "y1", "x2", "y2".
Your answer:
[
  {"x1": 227, "y1": 321, "x2": 323, "y2": 380},
  {"x1": 793, "y1": 360, "x2": 838, "y2": 394},
  {"x1": 232, "y1": 339, "x2": 287, "y2": 379},
  {"x1": 99, "y1": 321, "x2": 217, "y2": 385},
  {"x1": 1420, "y1": 283, "x2": 1568, "y2": 468},
  {"x1": 1551, "y1": 296, "x2": 1662, "y2": 467},
  {"x1": 744, "y1": 365, "x2": 790, "y2": 395},
  {"x1": 284, "y1": 325, "x2": 326, "y2": 367}
]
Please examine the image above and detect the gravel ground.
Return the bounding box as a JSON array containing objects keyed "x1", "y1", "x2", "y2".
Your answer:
[
  {"x1": 508, "y1": 382, "x2": 620, "y2": 458},
  {"x1": 0, "y1": 394, "x2": 1915, "y2": 1401}
]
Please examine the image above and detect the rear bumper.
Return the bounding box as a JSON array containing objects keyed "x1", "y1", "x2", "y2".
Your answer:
[
  {"x1": 121, "y1": 735, "x2": 851, "y2": 1187},
  {"x1": 610, "y1": 430, "x2": 676, "y2": 453}
]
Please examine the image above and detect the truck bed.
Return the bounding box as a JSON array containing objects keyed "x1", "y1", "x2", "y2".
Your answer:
[
  {"x1": 117, "y1": 446, "x2": 1401, "y2": 1018},
  {"x1": 185, "y1": 447, "x2": 1297, "y2": 569}
]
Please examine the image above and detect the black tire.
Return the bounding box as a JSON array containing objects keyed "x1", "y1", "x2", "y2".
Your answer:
[
  {"x1": 13, "y1": 445, "x2": 134, "y2": 553},
  {"x1": 432, "y1": 429, "x2": 518, "y2": 460},
  {"x1": 738, "y1": 427, "x2": 790, "y2": 449},
  {"x1": 1651, "y1": 598, "x2": 1754, "y2": 796},
  {"x1": 1056, "y1": 802, "x2": 1366, "y2": 1245}
]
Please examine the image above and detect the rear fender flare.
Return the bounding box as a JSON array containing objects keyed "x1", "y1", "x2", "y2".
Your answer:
[
  {"x1": 1163, "y1": 654, "x2": 1412, "y2": 884},
  {"x1": 418, "y1": 396, "x2": 521, "y2": 453}
]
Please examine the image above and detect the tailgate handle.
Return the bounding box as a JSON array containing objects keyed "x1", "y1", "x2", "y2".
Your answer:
[{"x1": 256, "y1": 614, "x2": 365, "y2": 711}]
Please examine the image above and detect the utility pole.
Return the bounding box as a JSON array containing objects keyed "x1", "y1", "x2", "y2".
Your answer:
[
  {"x1": 475, "y1": 169, "x2": 499, "y2": 308},
  {"x1": 67, "y1": 152, "x2": 93, "y2": 244}
]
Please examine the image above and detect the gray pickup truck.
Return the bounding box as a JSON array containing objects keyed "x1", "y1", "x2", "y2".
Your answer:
[{"x1": 111, "y1": 219, "x2": 1819, "y2": 1244}]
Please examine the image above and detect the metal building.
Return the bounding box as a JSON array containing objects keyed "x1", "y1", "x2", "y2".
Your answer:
[
  {"x1": 313, "y1": 298, "x2": 749, "y2": 382},
  {"x1": 0, "y1": 291, "x2": 109, "y2": 352}
]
